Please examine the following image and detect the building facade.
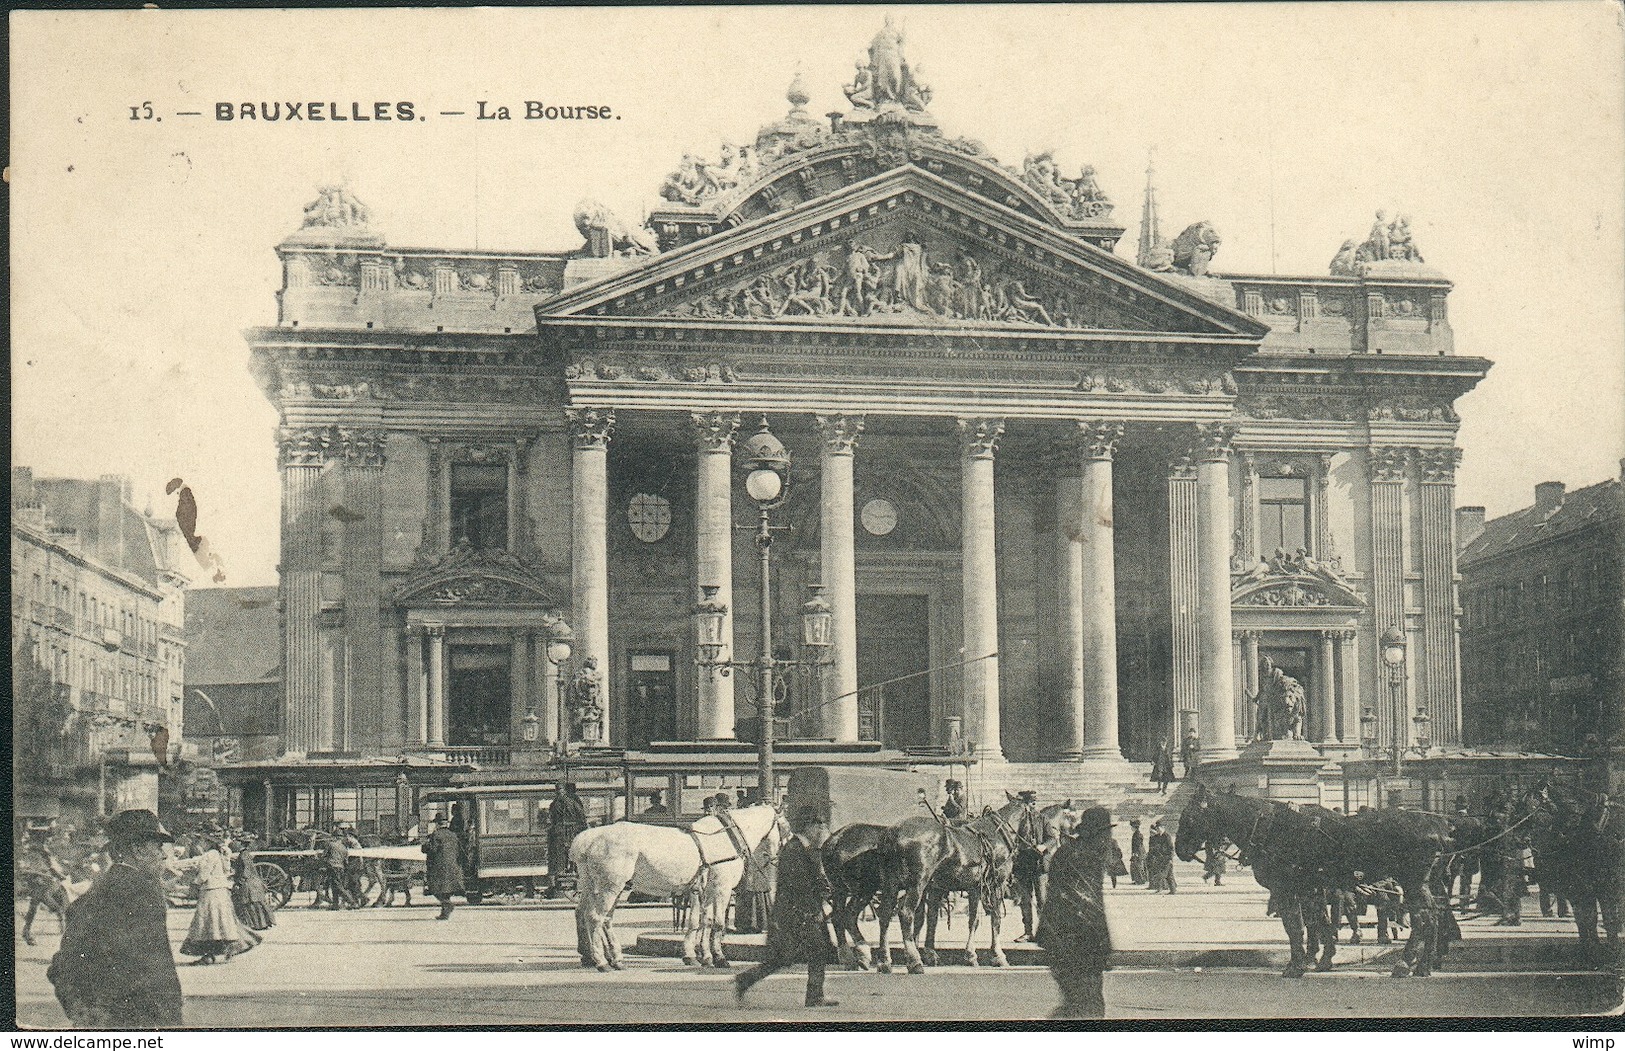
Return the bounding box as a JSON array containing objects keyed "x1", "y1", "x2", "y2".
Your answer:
[
  {"x1": 245, "y1": 27, "x2": 1489, "y2": 794},
  {"x1": 1459, "y1": 472, "x2": 1624, "y2": 754},
  {"x1": 11, "y1": 468, "x2": 191, "y2": 823}
]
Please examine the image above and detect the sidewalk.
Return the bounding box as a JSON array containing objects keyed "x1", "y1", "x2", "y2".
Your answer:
[{"x1": 632, "y1": 857, "x2": 1606, "y2": 971}]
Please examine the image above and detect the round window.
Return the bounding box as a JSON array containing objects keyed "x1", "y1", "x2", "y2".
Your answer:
[
  {"x1": 861, "y1": 498, "x2": 899, "y2": 537},
  {"x1": 627, "y1": 493, "x2": 672, "y2": 543}
]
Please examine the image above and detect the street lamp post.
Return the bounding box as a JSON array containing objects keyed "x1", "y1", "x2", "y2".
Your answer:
[
  {"x1": 546, "y1": 621, "x2": 574, "y2": 773},
  {"x1": 1380, "y1": 627, "x2": 1407, "y2": 779},
  {"x1": 692, "y1": 418, "x2": 833, "y2": 802}
]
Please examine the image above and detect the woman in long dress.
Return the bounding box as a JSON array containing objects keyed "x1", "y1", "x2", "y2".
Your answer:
[
  {"x1": 231, "y1": 836, "x2": 276, "y2": 934},
  {"x1": 171, "y1": 836, "x2": 256, "y2": 964}
]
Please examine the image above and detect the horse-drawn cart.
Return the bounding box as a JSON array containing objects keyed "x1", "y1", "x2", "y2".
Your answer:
[{"x1": 248, "y1": 849, "x2": 322, "y2": 910}]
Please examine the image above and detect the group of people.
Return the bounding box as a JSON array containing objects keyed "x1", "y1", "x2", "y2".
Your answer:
[
  {"x1": 1150, "y1": 727, "x2": 1203, "y2": 795},
  {"x1": 1446, "y1": 796, "x2": 1556, "y2": 926}
]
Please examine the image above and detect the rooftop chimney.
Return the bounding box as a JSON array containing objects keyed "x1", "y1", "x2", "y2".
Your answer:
[
  {"x1": 97, "y1": 474, "x2": 127, "y2": 569},
  {"x1": 1534, "y1": 481, "x2": 1566, "y2": 513},
  {"x1": 1455, "y1": 506, "x2": 1486, "y2": 552},
  {"x1": 11, "y1": 466, "x2": 35, "y2": 509}
]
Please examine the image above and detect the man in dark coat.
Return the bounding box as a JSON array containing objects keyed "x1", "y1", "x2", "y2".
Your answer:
[
  {"x1": 1037, "y1": 806, "x2": 1122, "y2": 1019},
  {"x1": 734, "y1": 807, "x2": 839, "y2": 1008},
  {"x1": 941, "y1": 779, "x2": 966, "y2": 821},
  {"x1": 317, "y1": 828, "x2": 356, "y2": 909},
  {"x1": 547, "y1": 783, "x2": 589, "y2": 896},
  {"x1": 422, "y1": 814, "x2": 465, "y2": 920},
  {"x1": 1011, "y1": 790, "x2": 1047, "y2": 942},
  {"x1": 48, "y1": 809, "x2": 183, "y2": 1029}
]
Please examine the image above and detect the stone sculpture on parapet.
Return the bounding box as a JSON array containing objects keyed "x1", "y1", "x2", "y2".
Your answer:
[
  {"x1": 1169, "y1": 221, "x2": 1221, "y2": 277},
  {"x1": 1331, "y1": 211, "x2": 1437, "y2": 276}
]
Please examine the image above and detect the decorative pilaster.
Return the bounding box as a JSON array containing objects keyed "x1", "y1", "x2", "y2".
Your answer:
[
  {"x1": 1239, "y1": 451, "x2": 1259, "y2": 567},
  {"x1": 1074, "y1": 421, "x2": 1124, "y2": 761},
  {"x1": 278, "y1": 426, "x2": 332, "y2": 753},
  {"x1": 1368, "y1": 446, "x2": 1410, "y2": 745},
  {"x1": 511, "y1": 434, "x2": 533, "y2": 553},
  {"x1": 1338, "y1": 629, "x2": 1360, "y2": 745},
  {"x1": 958, "y1": 417, "x2": 1005, "y2": 760},
  {"x1": 1315, "y1": 452, "x2": 1334, "y2": 561},
  {"x1": 1240, "y1": 630, "x2": 1261, "y2": 741},
  {"x1": 816, "y1": 413, "x2": 864, "y2": 743},
  {"x1": 1195, "y1": 423, "x2": 1239, "y2": 762},
  {"x1": 1418, "y1": 447, "x2": 1464, "y2": 745},
  {"x1": 568, "y1": 408, "x2": 614, "y2": 745},
  {"x1": 1317, "y1": 630, "x2": 1338, "y2": 744},
  {"x1": 534, "y1": 631, "x2": 559, "y2": 746},
  {"x1": 407, "y1": 626, "x2": 427, "y2": 745},
  {"x1": 426, "y1": 625, "x2": 446, "y2": 747},
  {"x1": 339, "y1": 428, "x2": 386, "y2": 750},
  {"x1": 425, "y1": 437, "x2": 447, "y2": 557},
  {"x1": 692, "y1": 412, "x2": 739, "y2": 740},
  {"x1": 510, "y1": 628, "x2": 530, "y2": 745},
  {"x1": 1166, "y1": 452, "x2": 1200, "y2": 745}
]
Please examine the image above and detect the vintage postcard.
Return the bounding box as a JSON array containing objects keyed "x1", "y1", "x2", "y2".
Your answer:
[{"x1": 10, "y1": 3, "x2": 1623, "y2": 1030}]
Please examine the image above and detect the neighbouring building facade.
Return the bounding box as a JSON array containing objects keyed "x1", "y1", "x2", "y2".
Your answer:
[
  {"x1": 1459, "y1": 471, "x2": 1624, "y2": 755},
  {"x1": 243, "y1": 25, "x2": 1490, "y2": 803},
  {"x1": 11, "y1": 468, "x2": 191, "y2": 824}
]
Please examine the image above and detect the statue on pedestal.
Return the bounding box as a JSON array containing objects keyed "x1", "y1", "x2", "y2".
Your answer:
[
  {"x1": 1253, "y1": 657, "x2": 1306, "y2": 742},
  {"x1": 570, "y1": 658, "x2": 604, "y2": 744}
]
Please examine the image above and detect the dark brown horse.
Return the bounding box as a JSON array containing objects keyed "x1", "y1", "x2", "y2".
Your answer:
[
  {"x1": 877, "y1": 794, "x2": 1037, "y2": 973},
  {"x1": 821, "y1": 822, "x2": 892, "y2": 970},
  {"x1": 1176, "y1": 785, "x2": 1452, "y2": 978},
  {"x1": 1520, "y1": 784, "x2": 1623, "y2": 965}
]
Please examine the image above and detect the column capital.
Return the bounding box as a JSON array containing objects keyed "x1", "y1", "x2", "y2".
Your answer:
[
  {"x1": 514, "y1": 432, "x2": 535, "y2": 469},
  {"x1": 1316, "y1": 452, "x2": 1333, "y2": 488},
  {"x1": 1416, "y1": 447, "x2": 1463, "y2": 485},
  {"x1": 1236, "y1": 629, "x2": 1262, "y2": 642},
  {"x1": 1319, "y1": 629, "x2": 1342, "y2": 641},
  {"x1": 1070, "y1": 420, "x2": 1123, "y2": 461},
  {"x1": 1167, "y1": 451, "x2": 1197, "y2": 481},
  {"x1": 566, "y1": 408, "x2": 616, "y2": 450},
  {"x1": 1368, "y1": 445, "x2": 1412, "y2": 483},
  {"x1": 957, "y1": 417, "x2": 1005, "y2": 460},
  {"x1": 424, "y1": 624, "x2": 446, "y2": 639},
  {"x1": 337, "y1": 427, "x2": 388, "y2": 468},
  {"x1": 1193, "y1": 422, "x2": 1239, "y2": 463},
  {"x1": 277, "y1": 426, "x2": 335, "y2": 468},
  {"x1": 690, "y1": 411, "x2": 740, "y2": 453},
  {"x1": 1339, "y1": 628, "x2": 1358, "y2": 642},
  {"x1": 815, "y1": 413, "x2": 865, "y2": 454}
]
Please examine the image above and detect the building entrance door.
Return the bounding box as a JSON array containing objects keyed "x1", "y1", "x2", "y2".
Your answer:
[
  {"x1": 857, "y1": 595, "x2": 931, "y2": 749},
  {"x1": 448, "y1": 644, "x2": 512, "y2": 747},
  {"x1": 627, "y1": 652, "x2": 677, "y2": 747}
]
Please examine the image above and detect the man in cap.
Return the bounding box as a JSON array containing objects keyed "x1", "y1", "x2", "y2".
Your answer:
[
  {"x1": 941, "y1": 779, "x2": 967, "y2": 821},
  {"x1": 547, "y1": 782, "x2": 589, "y2": 897},
  {"x1": 1012, "y1": 790, "x2": 1047, "y2": 942},
  {"x1": 47, "y1": 809, "x2": 184, "y2": 1029},
  {"x1": 1037, "y1": 806, "x2": 1124, "y2": 1019},
  {"x1": 421, "y1": 813, "x2": 465, "y2": 920},
  {"x1": 734, "y1": 805, "x2": 839, "y2": 1008}
]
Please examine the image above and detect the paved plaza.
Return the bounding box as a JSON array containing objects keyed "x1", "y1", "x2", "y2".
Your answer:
[{"x1": 17, "y1": 860, "x2": 1621, "y2": 1026}]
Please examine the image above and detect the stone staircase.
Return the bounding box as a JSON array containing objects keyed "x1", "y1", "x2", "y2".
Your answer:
[{"x1": 967, "y1": 761, "x2": 1199, "y2": 823}]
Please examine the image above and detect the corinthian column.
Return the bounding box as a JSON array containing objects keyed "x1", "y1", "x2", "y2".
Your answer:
[
  {"x1": 1051, "y1": 456, "x2": 1084, "y2": 760},
  {"x1": 816, "y1": 413, "x2": 864, "y2": 743},
  {"x1": 959, "y1": 417, "x2": 1005, "y2": 761},
  {"x1": 339, "y1": 428, "x2": 386, "y2": 750},
  {"x1": 278, "y1": 426, "x2": 332, "y2": 754},
  {"x1": 1195, "y1": 423, "x2": 1239, "y2": 762},
  {"x1": 568, "y1": 408, "x2": 614, "y2": 744},
  {"x1": 692, "y1": 412, "x2": 739, "y2": 740},
  {"x1": 1076, "y1": 421, "x2": 1125, "y2": 761}
]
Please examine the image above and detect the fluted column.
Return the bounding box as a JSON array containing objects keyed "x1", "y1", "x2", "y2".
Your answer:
[
  {"x1": 278, "y1": 427, "x2": 331, "y2": 754},
  {"x1": 1051, "y1": 461, "x2": 1084, "y2": 760},
  {"x1": 1368, "y1": 447, "x2": 1409, "y2": 746},
  {"x1": 510, "y1": 629, "x2": 530, "y2": 744},
  {"x1": 1239, "y1": 451, "x2": 1260, "y2": 566},
  {"x1": 959, "y1": 418, "x2": 1005, "y2": 761},
  {"x1": 534, "y1": 632, "x2": 559, "y2": 746},
  {"x1": 426, "y1": 625, "x2": 446, "y2": 747},
  {"x1": 568, "y1": 408, "x2": 615, "y2": 744},
  {"x1": 1241, "y1": 630, "x2": 1261, "y2": 740},
  {"x1": 1418, "y1": 447, "x2": 1464, "y2": 745},
  {"x1": 407, "y1": 626, "x2": 427, "y2": 745},
  {"x1": 1317, "y1": 631, "x2": 1338, "y2": 744},
  {"x1": 1166, "y1": 454, "x2": 1201, "y2": 746},
  {"x1": 339, "y1": 428, "x2": 386, "y2": 750},
  {"x1": 1338, "y1": 629, "x2": 1360, "y2": 745},
  {"x1": 693, "y1": 412, "x2": 739, "y2": 740},
  {"x1": 1195, "y1": 423, "x2": 1239, "y2": 762},
  {"x1": 1076, "y1": 422, "x2": 1124, "y2": 761},
  {"x1": 816, "y1": 414, "x2": 864, "y2": 743}
]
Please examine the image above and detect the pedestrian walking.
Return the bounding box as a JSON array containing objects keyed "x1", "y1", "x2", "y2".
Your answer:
[
  {"x1": 547, "y1": 783, "x2": 589, "y2": 896},
  {"x1": 1037, "y1": 806, "x2": 1123, "y2": 1019},
  {"x1": 734, "y1": 807, "x2": 840, "y2": 1009},
  {"x1": 1493, "y1": 833, "x2": 1530, "y2": 927},
  {"x1": 1145, "y1": 819, "x2": 1177, "y2": 893},
  {"x1": 422, "y1": 814, "x2": 465, "y2": 920},
  {"x1": 172, "y1": 834, "x2": 258, "y2": 964},
  {"x1": 315, "y1": 829, "x2": 358, "y2": 909},
  {"x1": 1150, "y1": 740, "x2": 1177, "y2": 796},
  {"x1": 48, "y1": 810, "x2": 184, "y2": 1029},
  {"x1": 1181, "y1": 726, "x2": 1200, "y2": 778},
  {"x1": 1012, "y1": 790, "x2": 1047, "y2": 941},
  {"x1": 1128, "y1": 819, "x2": 1146, "y2": 885},
  {"x1": 1475, "y1": 807, "x2": 1507, "y2": 913},
  {"x1": 231, "y1": 837, "x2": 276, "y2": 934}
]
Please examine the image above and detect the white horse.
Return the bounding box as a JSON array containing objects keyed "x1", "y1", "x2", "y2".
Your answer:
[{"x1": 571, "y1": 804, "x2": 783, "y2": 971}]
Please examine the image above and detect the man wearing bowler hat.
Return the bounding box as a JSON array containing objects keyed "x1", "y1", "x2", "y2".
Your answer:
[
  {"x1": 48, "y1": 809, "x2": 184, "y2": 1029},
  {"x1": 1037, "y1": 806, "x2": 1125, "y2": 1019}
]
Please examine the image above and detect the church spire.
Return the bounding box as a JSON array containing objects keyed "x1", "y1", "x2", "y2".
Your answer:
[{"x1": 1136, "y1": 147, "x2": 1165, "y2": 269}]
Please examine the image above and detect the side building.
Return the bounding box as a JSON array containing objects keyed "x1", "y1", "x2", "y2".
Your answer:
[
  {"x1": 11, "y1": 468, "x2": 191, "y2": 826},
  {"x1": 1459, "y1": 469, "x2": 1624, "y2": 755}
]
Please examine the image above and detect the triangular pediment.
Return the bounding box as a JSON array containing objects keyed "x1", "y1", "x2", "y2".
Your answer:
[
  {"x1": 395, "y1": 544, "x2": 562, "y2": 610},
  {"x1": 539, "y1": 167, "x2": 1266, "y2": 342}
]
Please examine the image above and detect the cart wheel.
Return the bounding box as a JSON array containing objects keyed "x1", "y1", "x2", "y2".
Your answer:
[{"x1": 257, "y1": 862, "x2": 294, "y2": 911}]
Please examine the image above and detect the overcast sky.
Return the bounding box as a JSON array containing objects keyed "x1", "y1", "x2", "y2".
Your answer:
[{"x1": 11, "y1": 3, "x2": 1623, "y2": 588}]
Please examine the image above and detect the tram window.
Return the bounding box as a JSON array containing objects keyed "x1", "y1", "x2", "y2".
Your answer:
[{"x1": 482, "y1": 797, "x2": 534, "y2": 836}]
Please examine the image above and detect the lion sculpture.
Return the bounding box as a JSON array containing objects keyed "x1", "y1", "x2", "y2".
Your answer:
[
  {"x1": 573, "y1": 199, "x2": 657, "y2": 257},
  {"x1": 1170, "y1": 221, "x2": 1221, "y2": 277}
]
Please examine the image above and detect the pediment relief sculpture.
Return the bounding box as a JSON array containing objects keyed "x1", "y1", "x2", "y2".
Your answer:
[
  {"x1": 397, "y1": 541, "x2": 560, "y2": 608},
  {"x1": 665, "y1": 227, "x2": 1154, "y2": 331},
  {"x1": 1231, "y1": 547, "x2": 1362, "y2": 608}
]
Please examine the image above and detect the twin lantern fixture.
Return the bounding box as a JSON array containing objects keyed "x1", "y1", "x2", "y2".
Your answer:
[{"x1": 1359, "y1": 626, "x2": 1432, "y2": 773}]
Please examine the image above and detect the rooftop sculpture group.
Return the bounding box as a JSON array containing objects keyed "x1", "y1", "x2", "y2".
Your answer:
[{"x1": 1330, "y1": 211, "x2": 1426, "y2": 275}]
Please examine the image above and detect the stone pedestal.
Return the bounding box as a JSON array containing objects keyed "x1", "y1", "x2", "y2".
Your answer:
[{"x1": 1195, "y1": 738, "x2": 1335, "y2": 808}]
